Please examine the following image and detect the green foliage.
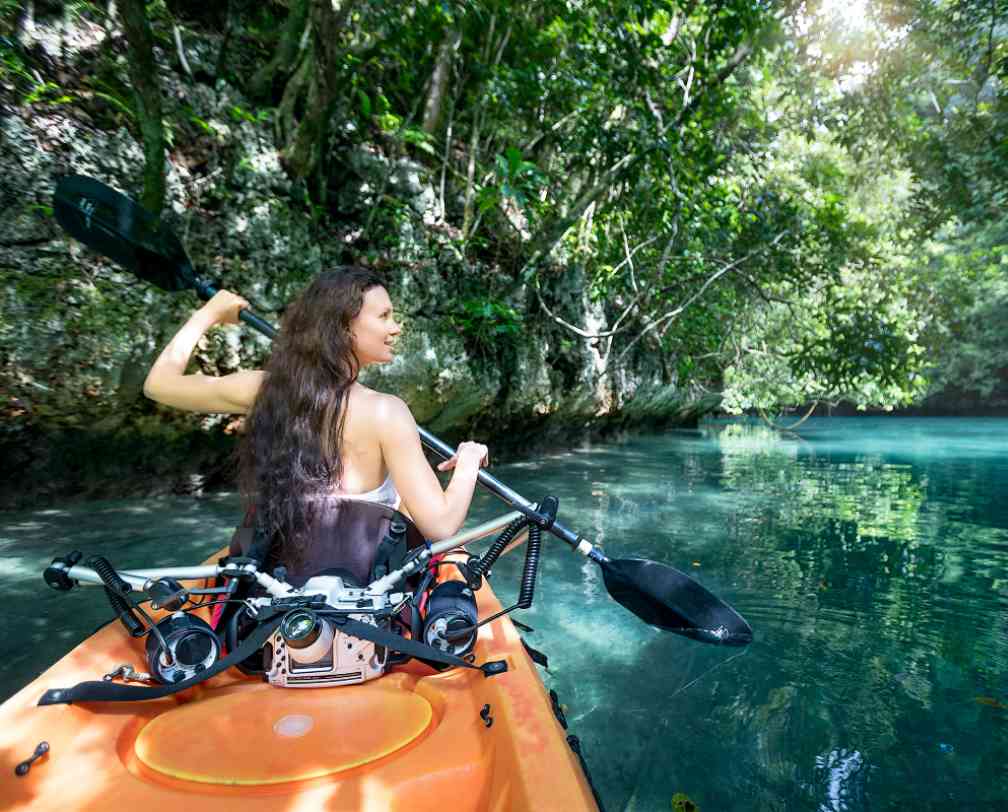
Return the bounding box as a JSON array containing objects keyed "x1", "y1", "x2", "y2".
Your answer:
[
  {"x1": 0, "y1": 0, "x2": 21, "y2": 30},
  {"x1": 492, "y1": 146, "x2": 546, "y2": 216},
  {"x1": 0, "y1": 37, "x2": 75, "y2": 105},
  {"x1": 398, "y1": 126, "x2": 436, "y2": 155},
  {"x1": 357, "y1": 88, "x2": 372, "y2": 117},
  {"x1": 671, "y1": 792, "x2": 700, "y2": 812},
  {"x1": 915, "y1": 221, "x2": 1008, "y2": 397},
  {"x1": 9, "y1": 0, "x2": 1005, "y2": 436},
  {"x1": 229, "y1": 104, "x2": 271, "y2": 125},
  {"x1": 0, "y1": 41, "x2": 32, "y2": 95},
  {"x1": 22, "y1": 79, "x2": 73, "y2": 105},
  {"x1": 451, "y1": 297, "x2": 523, "y2": 359},
  {"x1": 84, "y1": 75, "x2": 137, "y2": 127}
]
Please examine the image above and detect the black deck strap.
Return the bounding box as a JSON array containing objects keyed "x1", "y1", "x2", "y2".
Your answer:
[
  {"x1": 522, "y1": 638, "x2": 549, "y2": 669},
  {"x1": 37, "y1": 615, "x2": 284, "y2": 706},
  {"x1": 549, "y1": 689, "x2": 567, "y2": 729},
  {"x1": 566, "y1": 735, "x2": 607, "y2": 812},
  {"x1": 369, "y1": 526, "x2": 407, "y2": 583},
  {"x1": 334, "y1": 616, "x2": 507, "y2": 678}
]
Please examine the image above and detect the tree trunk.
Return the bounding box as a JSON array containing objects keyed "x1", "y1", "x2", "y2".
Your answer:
[
  {"x1": 276, "y1": 45, "x2": 313, "y2": 148},
  {"x1": 422, "y1": 26, "x2": 462, "y2": 135},
  {"x1": 248, "y1": 0, "x2": 310, "y2": 101},
  {"x1": 461, "y1": 107, "x2": 481, "y2": 239},
  {"x1": 215, "y1": 0, "x2": 239, "y2": 81},
  {"x1": 118, "y1": 0, "x2": 166, "y2": 215},
  {"x1": 15, "y1": 0, "x2": 36, "y2": 47},
  {"x1": 281, "y1": 0, "x2": 358, "y2": 201},
  {"x1": 462, "y1": 15, "x2": 511, "y2": 241}
]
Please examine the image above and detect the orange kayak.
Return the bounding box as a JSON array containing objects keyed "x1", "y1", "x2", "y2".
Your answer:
[{"x1": 0, "y1": 551, "x2": 599, "y2": 811}]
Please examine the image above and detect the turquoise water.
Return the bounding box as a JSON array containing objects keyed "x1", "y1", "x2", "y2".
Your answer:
[{"x1": 2, "y1": 417, "x2": 1007, "y2": 810}]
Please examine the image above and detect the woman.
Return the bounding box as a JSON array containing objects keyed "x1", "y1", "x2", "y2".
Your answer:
[{"x1": 143, "y1": 267, "x2": 489, "y2": 576}]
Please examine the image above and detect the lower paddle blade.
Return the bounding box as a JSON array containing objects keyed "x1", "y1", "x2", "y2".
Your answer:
[
  {"x1": 601, "y1": 557, "x2": 753, "y2": 646},
  {"x1": 53, "y1": 175, "x2": 192, "y2": 292}
]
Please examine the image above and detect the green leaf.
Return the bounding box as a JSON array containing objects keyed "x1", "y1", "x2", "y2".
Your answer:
[
  {"x1": 357, "y1": 89, "x2": 372, "y2": 117},
  {"x1": 505, "y1": 146, "x2": 523, "y2": 175},
  {"x1": 400, "y1": 127, "x2": 436, "y2": 155}
]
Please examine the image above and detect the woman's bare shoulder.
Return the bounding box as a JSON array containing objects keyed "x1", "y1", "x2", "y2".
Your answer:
[
  {"x1": 366, "y1": 390, "x2": 413, "y2": 423},
  {"x1": 352, "y1": 388, "x2": 415, "y2": 438}
]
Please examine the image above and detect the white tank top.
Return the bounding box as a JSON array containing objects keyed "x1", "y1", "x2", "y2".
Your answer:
[{"x1": 337, "y1": 474, "x2": 400, "y2": 509}]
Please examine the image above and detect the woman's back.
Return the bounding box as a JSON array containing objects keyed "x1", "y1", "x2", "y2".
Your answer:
[{"x1": 336, "y1": 385, "x2": 393, "y2": 496}]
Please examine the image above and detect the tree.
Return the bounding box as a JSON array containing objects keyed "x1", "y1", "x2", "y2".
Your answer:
[{"x1": 118, "y1": 0, "x2": 167, "y2": 214}]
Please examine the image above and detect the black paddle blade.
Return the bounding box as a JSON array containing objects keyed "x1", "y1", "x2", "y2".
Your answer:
[
  {"x1": 601, "y1": 557, "x2": 753, "y2": 646},
  {"x1": 53, "y1": 175, "x2": 193, "y2": 292}
]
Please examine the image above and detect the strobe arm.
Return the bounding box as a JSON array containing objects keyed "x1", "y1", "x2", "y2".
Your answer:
[
  {"x1": 42, "y1": 557, "x2": 296, "y2": 598},
  {"x1": 367, "y1": 510, "x2": 525, "y2": 594},
  {"x1": 42, "y1": 509, "x2": 530, "y2": 603}
]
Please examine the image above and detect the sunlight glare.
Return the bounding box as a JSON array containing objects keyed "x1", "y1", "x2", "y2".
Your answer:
[{"x1": 820, "y1": 0, "x2": 871, "y2": 33}]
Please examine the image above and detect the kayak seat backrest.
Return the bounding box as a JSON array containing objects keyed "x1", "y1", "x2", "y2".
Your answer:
[{"x1": 229, "y1": 500, "x2": 426, "y2": 588}]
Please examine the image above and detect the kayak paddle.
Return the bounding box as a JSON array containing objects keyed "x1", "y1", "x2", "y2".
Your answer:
[{"x1": 53, "y1": 174, "x2": 754, "y2": 647}]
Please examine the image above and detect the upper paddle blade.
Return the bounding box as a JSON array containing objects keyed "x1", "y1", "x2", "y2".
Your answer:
[
  {"x1": 601, "y1": 557, "x2": 753, "y2": 646},
  {"x1": 53, "y1": 175, "x2": 193, "y2": 292}
]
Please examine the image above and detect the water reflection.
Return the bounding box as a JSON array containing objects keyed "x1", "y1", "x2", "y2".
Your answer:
[
  {"x1": 1, "y1": 418, "x2": 1007, "y2": 810},
  {"x1": 466, "y1": 418, "x2": 1008, "y2": 810}
]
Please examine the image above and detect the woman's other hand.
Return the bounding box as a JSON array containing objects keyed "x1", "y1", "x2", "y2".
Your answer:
[
  {"x1": 379, "y1": 397, "x2": 488, "y2": 539},
  {"x1": 201, "y1": 290, "x2": 250, "y2": 325},
  {"x1": 437, "y1": 441, "x2": 489, "y2": 472}
]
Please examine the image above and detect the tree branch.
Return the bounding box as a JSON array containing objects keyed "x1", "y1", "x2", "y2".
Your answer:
[
  {"x1": 533, "y1": 235, "x2": 659, "y2": 341},
  {"x1": 118, "y1": 0, "x2": 165, "y2": 214},
  {"x1": 518, "y1": 38, "x2": 755, "y2": 282},
  {"x1": 173, "y1": 24, "x2": 193, "y2": 79},
  {"x1": 617, "y1": 231, "x2": 788, "y2": 363}
]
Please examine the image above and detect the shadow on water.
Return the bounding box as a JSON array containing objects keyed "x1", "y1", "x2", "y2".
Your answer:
[{"x1": 2, "y1": 418, "x2": 1008, "y2": 810}]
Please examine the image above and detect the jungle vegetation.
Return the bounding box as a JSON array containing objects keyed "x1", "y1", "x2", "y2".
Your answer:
[{"x1": 2, "y1": 0, "x2": 1006, "y2": 421}]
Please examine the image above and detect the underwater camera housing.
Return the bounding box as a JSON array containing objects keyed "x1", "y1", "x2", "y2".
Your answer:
[{"x1": 264, "y1": 575, "x2": 392, "y2": 688}]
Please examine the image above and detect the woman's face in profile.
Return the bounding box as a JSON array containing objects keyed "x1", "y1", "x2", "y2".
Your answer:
[{"x1": 350, "y1": 286, "x2": 402, "y2": 365}]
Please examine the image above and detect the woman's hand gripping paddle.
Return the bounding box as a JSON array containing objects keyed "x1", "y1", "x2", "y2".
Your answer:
[{"x1": 53, "y1": 175, "x2": 754, "y2": 647}]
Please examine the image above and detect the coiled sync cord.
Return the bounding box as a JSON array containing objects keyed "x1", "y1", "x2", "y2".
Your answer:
[
  {"x1": 516, "y1": 522, "x2": 541, "y2": 609},
  {"x1": 439, "y1": 513, "x2": 544, "y2": 643},
  {"x1": 88, "y1": 555, "x2": 173, "y2": 663},
  {"x1": 467, "y1": 514, "x2": 542, "y2": 609},
  {"x1": 88, "y1": 556, "x2": 146, "y2": 637},
  {"x1": 467, "y1": 516, "x2": 528, "y2": 582}
]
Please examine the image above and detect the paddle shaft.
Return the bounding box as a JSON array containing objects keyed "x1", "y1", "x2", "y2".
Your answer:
[{"x1": 195, "y1": 279, "x2": 602, "y2": 561}]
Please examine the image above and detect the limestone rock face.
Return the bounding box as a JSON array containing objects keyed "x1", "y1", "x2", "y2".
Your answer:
[{"x1": 0, "y1": 18, "x2": 701, "y2": 507}]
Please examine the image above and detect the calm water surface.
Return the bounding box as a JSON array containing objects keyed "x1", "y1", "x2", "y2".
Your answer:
[{"x1": 2, "y1": 417, "x2": 1007, "y2": 811}]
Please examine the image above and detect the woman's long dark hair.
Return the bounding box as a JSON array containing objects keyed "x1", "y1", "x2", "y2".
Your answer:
[{"x1": 238, "y1": 267, "x2": 386, "y2": 563}]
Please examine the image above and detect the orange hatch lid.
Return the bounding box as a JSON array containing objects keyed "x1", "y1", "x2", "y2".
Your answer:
[{"x1": 134, "y1": 682, "x2": 433, "y2": 786}]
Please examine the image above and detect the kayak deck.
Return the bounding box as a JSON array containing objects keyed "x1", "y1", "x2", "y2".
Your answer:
[{"x1": 0, "y1": 556, "x2": 598, "y2": 811}]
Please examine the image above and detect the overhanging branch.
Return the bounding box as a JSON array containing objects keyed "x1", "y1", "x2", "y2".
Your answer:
[
  {"x1": 616, "y1": 231, "x2": 788, "y2": 363},
  {"x1": 517, "y1": 38, "x2": 756, "y2": 282}
]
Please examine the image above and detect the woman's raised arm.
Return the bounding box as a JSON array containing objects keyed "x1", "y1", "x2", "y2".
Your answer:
[{"x1": 143, "y1": 290, "x2": 264, "y2": 414}]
